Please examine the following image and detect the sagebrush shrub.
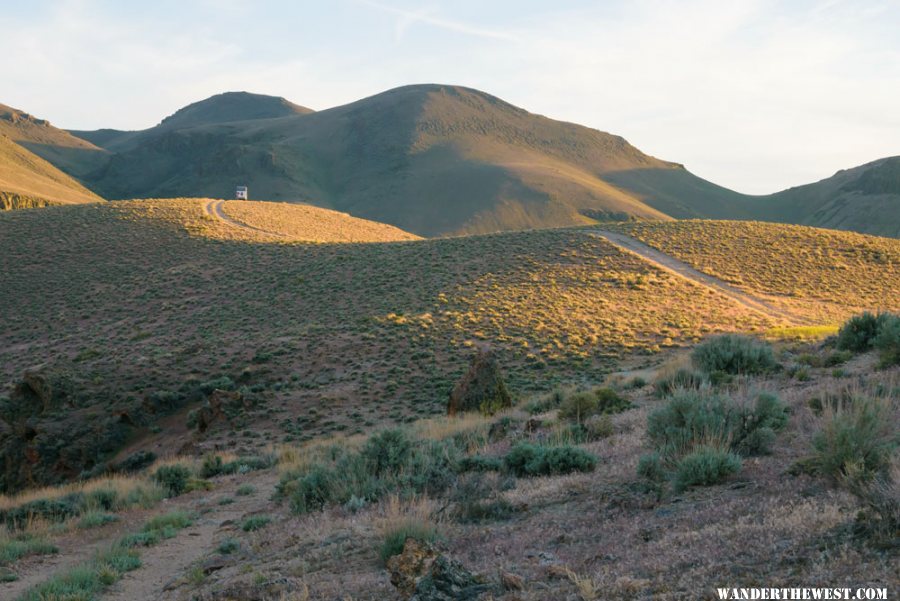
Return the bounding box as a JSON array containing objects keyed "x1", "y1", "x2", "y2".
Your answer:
[
  {"x1": 647, "y1": 389, "x2": 787, "y2": 460},
  {"x1": 363, "y1": 429, "x2": 413, "y2": 476},
  {"x1": 673, "y1": 446, "x2": 742, "y2": 492},
  {"x1": 152, "y1": 465, "x2": 191, "y2": 497},
  {"x1": 836, "y1": 312, "x2": 887, "y2": 352},
  {"x1": 811, "y1": 396, "x2": 897, "y2": 481},
  {"x1": 653, "y1": 367, "x2": 708, "y2": 398},
  {"x1": 503, "y1": 443, "x2": 597, "y2": 477},
  {"x1": 873, "y1": 314, "x2": 900, "y2": 367},
  {"x1": 692, "y1": 334, "x2": 777, "y2": 375}
]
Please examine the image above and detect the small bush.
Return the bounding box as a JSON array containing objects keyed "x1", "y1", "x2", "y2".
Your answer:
[
  {"x1": 143, "y1": 510, "x2": 193, "y2": 533},
  {"x1": 636, "y1": 452, "x2": 666, "y2": 484},
  {"x1": 692, "y1": 334, "x2": 777, "y2": 375},
  {"x1": 458, "y1": 455, "x2": 503, "y2": 473},
  {"x1": 379, "y1": 519, "x2": 440, "y2": 565},
  {"x1": 836, "y1": 312, "x2": 887, "y2": 352},
  {"x1": 217, "y1": 537, "x2": 240, "y2": 555},
  {"x1": 117, "y1": 450, "x2": 157, "y2": 473},
  {"x1": 77, "y1": 511, "x2": 120, "y2": 529},
  {"x1": 153, "y1": 464, "x2": 192, "y2": 497},
  {"x1": 873, "y1": 314, "x2": 900, "y2": 367},
  {"x1": 503, "y1": 443, "x2": 597, "y2": 477},
  {"x1": 241, "y1": 515, "x2": 272, "y2": 532},
  {"x1": 673, "y1": 446, "x2": 742, "y2": 491},
  {"x1": 653, "y1": 367, "x2": 707, "y2": 398},
  {"x1": 362, "y1": 429, "x2": 413, "y2": 477},
  {"x1": 0, "y1": 535, "x2": 58, "y2": 566},
  {"x1": 236, "y1": 484, "x2": 256, "y2": 496},
  {"x1": 647, "y1": 390, "x2": 787, "y2": 460},
  {"x1": 810, "y1": 396, "x2": 897, "y2": 481},
  {"x1": 558, "y1": 387, "x2": 632, "y2": 424},
  {"x1": 283, "y1": 465, "x2": 337, "y2": 514}
]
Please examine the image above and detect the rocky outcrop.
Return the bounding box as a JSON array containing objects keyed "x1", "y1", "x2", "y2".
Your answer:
[
  {"x1": 386, "y1": 538, "x2": 495, "y2": 600},
  {"x1": 447, "y1": 348, "x2": 512, "y2": 416}
]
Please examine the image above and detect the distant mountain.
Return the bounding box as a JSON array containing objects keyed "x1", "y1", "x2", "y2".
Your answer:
[
  {"x1": 3, "y1": 86, "x2": 896, "y2": 237},
  {"x1": 0, "y1": 134, "x2": 102, "y2": 208},
  {"x1": 744, "y1": 157, "x2": 900, "y2": 238},
  {"x1": 71, "y1": 85, "x2": 754, "y2": 235}
]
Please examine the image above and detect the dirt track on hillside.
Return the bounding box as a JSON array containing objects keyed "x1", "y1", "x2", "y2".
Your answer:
[
  {"x1": 591, "y1": 230, "x2": 815, "y2": 325},
  {"x1": 203, "y1": 199, "x2": 286, "y2": 238}
]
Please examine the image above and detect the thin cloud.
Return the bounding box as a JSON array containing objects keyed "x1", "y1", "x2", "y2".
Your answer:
[{"x1": 358, "y1": 0, "x2": 519, "y2": 41}]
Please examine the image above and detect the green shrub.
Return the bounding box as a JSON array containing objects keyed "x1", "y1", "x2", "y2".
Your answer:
[
  {"x1": 673, "y1": 446, "x2": 742, "y2": 491},
  {"x1": 0, "y1": 535, "x2": 58, "y2": 566},
  {"x1": 692, "y1": 334, "x2": 777, "y2": 375},
  {"x1": 836, "y1": 312, "x2": 887, "y2": 352},
  {"x1": 77, "y1": 511, "x2": 120, "y2": 529},
  {"x1": 873, "y1": 314, "x2": 900, "y2": 367},
  {"x1": 283, "y1": 465, "x2": 338, "y2": 514},
  {"x1": 503, "y1": 443, "x2": 597, "y2": 477},
  {"x1": 143, "y1": 510, "x2": 193, "y2": 533},
  {"x1": 217, "y1": 537, "x2": 240, "y2": 555},
  {"x1": 153, "y1": 464, "x2": 192, "y2": 497},
  {"x1": 201, "y1": 454, "x2": 276, "y2": 478},
  {"x1": 236, "y1": 484, "x2": 256, "y2": 496},
  {"x1": 241, "y1": 515, "x2": 272, "y2": 531},
  {"x1": 458, "y1": 455, "x2": 503, "y2": 473},
  {"x1": 647, "y1": 390, "x2": 787, "y2": 461},
  {"x1": 558, "y1": 388, "x2": 631, "y2": 424},
  {"x1": 653, "y1": 368, "x2": 708, "y2": 397},
  {"x1": 362, "y1": 429, "x2": 413, "y2": 476},
  {"x1": 379, "y1": 519, "x2": 441, "y2": 565},
  {"x1": 811, "y1": 396, "x2": 897, "y2": 481},
  {"x1": 636, "y1": 452, "x2": 666, "y2": 484}
]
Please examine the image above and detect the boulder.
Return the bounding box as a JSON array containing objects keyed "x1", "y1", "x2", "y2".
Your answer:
[{"x1": 447, "y1": 348, "x2": 512, "y2": 416}]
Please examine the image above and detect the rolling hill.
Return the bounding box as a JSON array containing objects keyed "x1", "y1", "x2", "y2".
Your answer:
[
  {"x1": 742, "y1": 156, "x2": 900, "y2": 238},
  {"x1": 68, "y1": 85, "x2": 750, "y2": 236},
  {"x1": 3, "y1": 86, "x2": 897, "y2": 236},
  {"x1": 0, "y1": 135, "x2": 103, "y2": 209},
  {"x1": 0, "y1": 102, "x2": 109, "y2": 180}
]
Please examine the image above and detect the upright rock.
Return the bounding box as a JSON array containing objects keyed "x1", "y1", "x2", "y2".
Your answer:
[{"x1": 447, "y1": 347, "x2": 512, "y2": 416}]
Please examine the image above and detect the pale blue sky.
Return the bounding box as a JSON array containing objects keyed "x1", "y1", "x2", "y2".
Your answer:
[{"x1": 4, "y1": 0, "x2": 899, "y2": 193}]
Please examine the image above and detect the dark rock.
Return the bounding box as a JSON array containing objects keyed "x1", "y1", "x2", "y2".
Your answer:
[{"x1": 447, "y1": 348, "x2": 512, "y2": 416}]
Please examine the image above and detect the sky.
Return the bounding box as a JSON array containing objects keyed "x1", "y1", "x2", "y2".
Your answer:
[{"x1": 3, "y1": 0, "x2": 899, "y2": 194}]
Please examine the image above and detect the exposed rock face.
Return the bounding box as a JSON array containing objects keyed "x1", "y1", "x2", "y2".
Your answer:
[
  {"x1": 386, "y1": 538, "x2": 495, "y2": 600},
  {"x1": 447, "y1": 348, "x2": 512, "y2": 416},
  {"x1": 193, "y1": 389, "x2": 246, "y2": 433}
]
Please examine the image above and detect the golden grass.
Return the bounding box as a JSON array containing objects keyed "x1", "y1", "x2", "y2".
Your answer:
[
  {"x1": 609, "y1": 220, "x2": 900, "y2": 322},
  {"x1": 221, "y1": 200, "x2": 421, "y2": 243},
  {"x1": 765, "y1": 324, "x2": 840, "y2": 341},
  {"x1": 0, "y1": 474, "x2": 162, "y2": 512}
]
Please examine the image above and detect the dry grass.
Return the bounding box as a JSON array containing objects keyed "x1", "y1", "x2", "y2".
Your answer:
[
  {"x1": 610, "y1": 220, "x2": 900, "y2": 322},
  {"x1": 0, "y1": 474, "x2": 162, "y2": 513},
  {"x1": 221, "y1": 200, "x2": 421, "y2": 243}
]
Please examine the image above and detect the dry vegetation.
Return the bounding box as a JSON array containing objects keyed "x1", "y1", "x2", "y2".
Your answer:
[
  {"x1": 608, "y1": 220, "x2": 900, "y2": 322},
  {"x1": 219, "y1": 200, "x2": 422, "y2": 242},
  {"x1": 1, "y1": 205, "x2": 898, "y2": 599}
]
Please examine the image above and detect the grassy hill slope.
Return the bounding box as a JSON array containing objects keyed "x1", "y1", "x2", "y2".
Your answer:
[
  {"x1": 608, "y1": 220, "x2": 900, "y2": 322},
  {"x1": 73, "y1": 85, "x2": 759, "y2": 236},
  {"x1": 0, "y1": 103, "x2": 109, "y2": 180},
  {"x1": 0, "y1": 135, "x2": 103, "y2": 209},
  {"x1": 743, "y1": 156, "x2": 900, "y2": 238}
]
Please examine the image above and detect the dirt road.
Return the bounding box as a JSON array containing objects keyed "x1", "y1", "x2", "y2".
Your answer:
[{"x1": 591, "y1": 230, "x2": 815, "y2": 325}]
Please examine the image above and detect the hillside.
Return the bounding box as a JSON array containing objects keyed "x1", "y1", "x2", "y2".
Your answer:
[
  {"x1": 69, "y1": 85, "x2": 757, "y2": 236},
  {"x1": 0, "y1": 103, "x2": 108, "y2": 180},
  {"x1": 743, "y1": 157, "x2": 900, "y2": 238},
  {"x1": 607, "y1": 220, "x2": 900, "y2": 326},
  {"x1": 2, "y1": 207, "x2": 898, "y2": 494},
  {"x1": 0, "y1": 135, "x2": 103, "y2": 209},
  {"x1": 0, "y1": 208, "x2": 897, "y2": 598}
]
